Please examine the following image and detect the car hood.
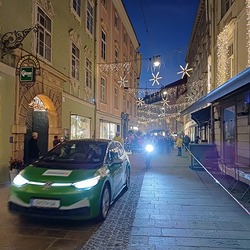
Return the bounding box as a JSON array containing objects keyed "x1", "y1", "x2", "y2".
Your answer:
[{"x1": 19, "y1": 165, "x2": 108, "y2": 183}]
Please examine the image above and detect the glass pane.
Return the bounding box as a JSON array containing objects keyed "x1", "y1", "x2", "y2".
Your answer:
[{"x1": 223, "y1": 106, "x2": 235, "y2": 163}]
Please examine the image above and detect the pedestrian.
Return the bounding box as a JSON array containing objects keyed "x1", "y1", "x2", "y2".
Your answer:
[
  {"x1": 28, "y1": 131, "x2": 40, "y2": 164},
  {"x1": 113, "y1": 132, "x2": 124, "y2": 145},
  {"x1": 183, "y1": 135, "x2": 191, "y2": 151},
  {"x1": 195, "y1": 136, "x2": 201, "y2": 144},
  {"x1": 53, "y1": 135, "x2": 60, "y2": 146},
  {"x1": 176, "y1": 135, "x2": 183, "y2": 156}
]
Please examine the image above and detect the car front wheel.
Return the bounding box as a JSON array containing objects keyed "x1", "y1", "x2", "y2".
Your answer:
[{"x1": 98, "y1": 184, "x2": 110, "y2": 221}]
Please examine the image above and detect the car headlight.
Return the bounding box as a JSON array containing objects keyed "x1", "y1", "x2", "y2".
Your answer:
[
  {"x1": 13, "y1": 174, "x2": 29, "y2": 186},
  {"x1": 73, "y1": 176, "x2": 101, "y2": 189}
]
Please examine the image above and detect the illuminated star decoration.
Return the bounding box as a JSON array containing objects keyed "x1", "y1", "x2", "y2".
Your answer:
[
  {"x1": 166, "y1": 117, "x2": 170, "y2": 123},
  {"x1": 185, "y1": 94, "x2": 194, "y2": 102},
  {"x1": 149, "y1": 72, "x2": 162, "y2": 86},
  {"x1": 118, "y1": 75, "x2": 128, "y2": 87},
  {"x1": 147, "y1": 110, "x2": 151, "y2": 116},
  {"x1": 137, "y1": 98, "x2": 145, "y2": 107},
  {"x1": 162, "y1": 97, "x2": 170, "y2": 107},
  {"x1": 177, "y1": 63, "x2": 193, "y2": 78}
]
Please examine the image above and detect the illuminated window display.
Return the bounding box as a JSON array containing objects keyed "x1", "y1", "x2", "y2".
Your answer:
[{"x1": 71, "y1": 115, "x2": 91, "y2": 139}]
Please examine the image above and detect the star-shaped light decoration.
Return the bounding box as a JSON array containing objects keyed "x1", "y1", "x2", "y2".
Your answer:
[
  {"x1": 118, "y1": 75, "x2": 128, "y2": 87},
  {"x1": 149, "y1": 72, "x2": 162, "y2": 86},
  {"x1": 185, "y1": 94, "x2": 194, "y2": 102},
  {"x1": 147, "y1": 110, "x2": 151, "y2": 116},
  {"x1": 177, "y1": 63, "x2": 193, "y2": 78},
  {"x1": 137, "y1": 98, "x2": 145, "y2": 107},
  {"x1": 162, "y1": 97, "x2": 170, "y2": 107},
  {"x1": 166, "y1": 117, "x2": 170, "y2": 123}
]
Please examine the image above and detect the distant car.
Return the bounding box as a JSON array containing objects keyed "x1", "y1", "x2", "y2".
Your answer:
[{"x1": 8, "y1": 139, "x2": 131, "y2": 221}]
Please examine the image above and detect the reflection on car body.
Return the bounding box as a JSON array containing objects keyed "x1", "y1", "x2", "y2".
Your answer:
[{"x1": 8, "y1": 139, "x2": 131, "y2": 221}]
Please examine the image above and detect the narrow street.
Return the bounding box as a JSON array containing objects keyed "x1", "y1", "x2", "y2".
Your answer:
[{"x1": 1, "y1": 149, "x2": 250, "y2": 250}]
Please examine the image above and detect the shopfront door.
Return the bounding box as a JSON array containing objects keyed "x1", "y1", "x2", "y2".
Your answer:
[{"x1": 222, "y1": 105, "x2": 235, "y2": 163}]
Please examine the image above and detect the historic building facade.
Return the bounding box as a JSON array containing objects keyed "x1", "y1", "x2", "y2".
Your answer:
[
  {"x1": 95, "y1": 0, "x2": 141, "y2": 139},
  {"x1": 0, "y1": 0, "x2": 140, "y2": 184},
  {"x1": 181, "y1": 0, "x2": 250, "y2": 165}
]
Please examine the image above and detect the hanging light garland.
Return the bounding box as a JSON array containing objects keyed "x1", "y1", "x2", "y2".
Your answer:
[{"x1": 216, "y1": 24, "x2": 230, "y2": 84}]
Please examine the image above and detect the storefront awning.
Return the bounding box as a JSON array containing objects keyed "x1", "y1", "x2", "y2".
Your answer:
[
  {"x1": 181, "y1": 67, "x2": 250, "y2": 115},
  {"x1": 191, "y1": 106, "x2": 211, "y2": 126}
]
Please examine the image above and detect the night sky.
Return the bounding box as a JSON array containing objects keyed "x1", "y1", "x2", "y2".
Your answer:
[{"x1": 122, "y1": 0, "x2": 200, "y2": 95}]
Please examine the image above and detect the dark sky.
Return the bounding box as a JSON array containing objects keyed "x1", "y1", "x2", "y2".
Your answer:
[{"x1": 122, "y1": 0, "x2": 200, "y2": 94}]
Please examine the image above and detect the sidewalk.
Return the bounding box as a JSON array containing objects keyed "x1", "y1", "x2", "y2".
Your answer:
[{"x1": 127, "y1": 149, "x2": 250, "y2": 250}]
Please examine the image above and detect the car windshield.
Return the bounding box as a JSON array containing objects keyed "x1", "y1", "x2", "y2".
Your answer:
[{"x1": 39, "y1": 141, "x2": 108, "y2": 165}]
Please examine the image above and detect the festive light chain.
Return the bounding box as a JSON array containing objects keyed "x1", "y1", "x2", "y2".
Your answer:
[
  {"x1": 98, "y1": 62, "x2": 132, "y2": 74},
  {"x1": 216, "y1": 24, "x2": 230, "y2": 85}
]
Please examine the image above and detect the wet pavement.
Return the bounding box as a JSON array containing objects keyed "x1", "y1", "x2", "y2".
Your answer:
[{"x1": 1, "y1": 149, "x2": 250, "y2": 249}]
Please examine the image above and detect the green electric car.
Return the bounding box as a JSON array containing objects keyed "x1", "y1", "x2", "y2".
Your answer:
[{"x1": 8, "y1": 139, "x2": 131, "y2": 221}]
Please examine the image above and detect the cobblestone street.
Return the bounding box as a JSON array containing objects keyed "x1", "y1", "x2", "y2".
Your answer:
[{"x1": 1, "y1": 149, "x2": 250, "y2": 250}]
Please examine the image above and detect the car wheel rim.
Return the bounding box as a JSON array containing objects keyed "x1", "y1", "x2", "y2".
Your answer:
[{"x1": 102, "y1": 187, "x2": 110, "y2": 218}]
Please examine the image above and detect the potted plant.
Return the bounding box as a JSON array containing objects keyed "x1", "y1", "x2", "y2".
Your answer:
[{"x1": 9, "y1": 158, "x2": 25, "y2": 182}]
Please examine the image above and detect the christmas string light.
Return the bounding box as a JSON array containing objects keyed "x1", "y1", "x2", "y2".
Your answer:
[{"x1": 216, "y1": 24, "x2": 230, "y2": 84}]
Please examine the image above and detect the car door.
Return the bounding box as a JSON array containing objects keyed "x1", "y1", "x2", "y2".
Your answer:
[{"x1": 107, "y1": 142, "x2": 123, "y2": 198}]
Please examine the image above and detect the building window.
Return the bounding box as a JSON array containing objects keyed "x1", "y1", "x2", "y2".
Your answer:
[
  {"x1": 123, "y1": 30, "x2": 127, "y2": 46},
  {"x1": 71, "y1": 43, "x2": 80, "y2": 80},
  {"x1": 130, "y1": 98, "x2": 133, "y2": 115},
  {"x1": 115, "y1": 48, "x2": 119, "y2": 63},
  {"x1": 123, "y1": 93, "x2": 126, "y2": 112},
  {"x1": 114, "y1": 86, "x2": 118, "y2": 109},
  {"x1": 101, "y1": 0, "x2": 106, "y2": 8},
  {"x1": 130, "y1": 42, "x2": 133, "y2": 56},
  {"x1": 228, "y1": 43, "x2": 234, "y2": 79},
  {"x1": 129, "y1": 70, "x2": 133, "y2": 87},
  {"x1": 86, "y1": 1, "x2": 93, "y2": 35},
  {"x1": 37, "y1": 7, "x2": 52, "y2": 61},
  {"x1": 114, "y1": 12, "x2": 119, "y2": 28},
  {"x1": 221, "y1": 0, "x2": 233, "y2": 17},
  {"x1": 72, "y1": 0, "x2": 81, "y2": 17},
  {"x1": 100, "y1": 77, "x2": 107, "y2": 103},
  {"x1": 101, "y1": 30, "x2": 106, "y2": 60},
  {"x1": 86, "y1": 58, "x2": 92, "y2": 88}
]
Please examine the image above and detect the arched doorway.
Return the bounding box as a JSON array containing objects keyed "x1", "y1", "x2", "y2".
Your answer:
[{"x1": 24, "y1": 96, "x2": 49, "y2": 164}]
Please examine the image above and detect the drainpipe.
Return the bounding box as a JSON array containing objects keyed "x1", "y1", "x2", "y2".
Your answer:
[{"x1": 93, "y1": 0, "x2": 98, "y2": 139}]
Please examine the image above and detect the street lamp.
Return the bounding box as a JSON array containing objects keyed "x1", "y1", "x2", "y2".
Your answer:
[{"x1": 151, "y1": 55, "x2": 161, "y2": 67}]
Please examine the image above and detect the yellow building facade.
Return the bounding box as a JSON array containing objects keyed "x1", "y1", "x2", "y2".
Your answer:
[{"x1": 0, "y1": 0, "x2": 140, "y2": 184}]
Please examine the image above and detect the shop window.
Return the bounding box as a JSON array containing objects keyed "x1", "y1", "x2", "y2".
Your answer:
[
  {"x1": 71, "y1": 115, "x2": 90, "y2": 139},
  {"x1": 223, "y1": 105, "x2": 235, "y2": 163}
]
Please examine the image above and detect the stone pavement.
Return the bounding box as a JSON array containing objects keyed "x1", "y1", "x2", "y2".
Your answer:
[
  {"x1": 1, "y1": 148, "x2": 250, "y2": 250},
  {"x1": 126, "y1": 149, "x2": 250, "y2": 250}
]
